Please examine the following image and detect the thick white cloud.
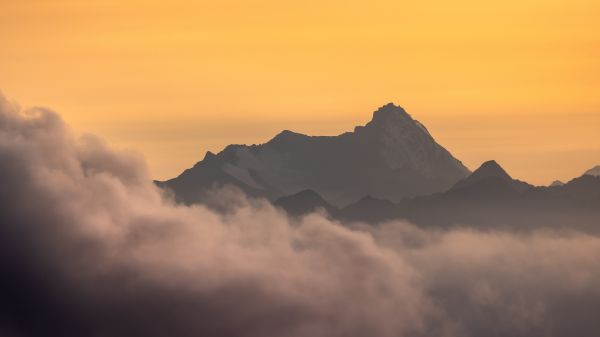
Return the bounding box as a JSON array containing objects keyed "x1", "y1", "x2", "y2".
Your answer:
[{"x1": 1, "y1": 96, "x2": 599, "y2": 337}]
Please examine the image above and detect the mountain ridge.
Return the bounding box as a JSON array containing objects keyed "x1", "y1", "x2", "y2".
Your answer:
[
  {"x1": 584, "y1": 165, "x2": 600, "y2": 177},
  {"x1": 159, "y1": 103, "x2": 470, "y2": 206},
  {"x1": 274, "y1": 161, "x2": 600, "y2": 231}
]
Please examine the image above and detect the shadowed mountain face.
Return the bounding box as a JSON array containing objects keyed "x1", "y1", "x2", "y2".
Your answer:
[
  {"x1": 159, "y1": 103, "x2": 470, "y2": 206},
  {"x1": 274, "y1": 189, "x2": 336, "y2": 217},
  {"x1": 407, "y1": 163, "x2": 596, "y2": 229},
  {"x1": 276, "y1": 161, "x2": 600, "y2": 232},
  {"x1": 447, "y1": 160, "x2": 533, "y2": 195}
]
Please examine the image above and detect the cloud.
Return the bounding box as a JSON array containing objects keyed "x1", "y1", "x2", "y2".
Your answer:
[{"x1": 1, "y1": 95, "x2": 600, "y2": 337}]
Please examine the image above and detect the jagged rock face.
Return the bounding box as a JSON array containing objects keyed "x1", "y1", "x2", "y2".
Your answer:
[
  {"x1": 360, "y1": 103, "x2": 457, "y2": 177},
  {"x1": 160, "y1": 103, "x2": 470, "y2": 206}
]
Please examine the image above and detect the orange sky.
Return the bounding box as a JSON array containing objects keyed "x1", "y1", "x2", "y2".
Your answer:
[{"x1": 1, "y1": 0, "x2": 599, "y2": 185}]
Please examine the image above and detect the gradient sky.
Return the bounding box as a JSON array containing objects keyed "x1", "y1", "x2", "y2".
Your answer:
[{"x1": 1, "y1": 0, "x2": 599, "y2": 185}]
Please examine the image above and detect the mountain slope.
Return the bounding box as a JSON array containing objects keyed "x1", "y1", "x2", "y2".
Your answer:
[
  {"x1": 584, "y1": 165, "x2": 600, "y2": 177},
  {"x1": 338, "y1": 195, "x2": 400, "y2": 224},
  {"x1": 334, "y1": 161, "x2": 600, "y2": 231},
  {"x1": 447, "y1": 160, "x2": 533, "y2": 196},
  {"x1": 274, "y1": 189, "x2": 337, "y2": 217},
  {"x1": 159, "y1": 103, "x2": 470, "y2": 206}
]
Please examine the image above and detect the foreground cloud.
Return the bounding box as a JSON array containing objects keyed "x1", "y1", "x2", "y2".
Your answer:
[{"x1": 1, "y1": 96, "x2": 599, "y2": 337}]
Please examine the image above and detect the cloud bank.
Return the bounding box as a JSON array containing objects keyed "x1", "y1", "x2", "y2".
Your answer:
[{"x1": 1, "y1": 96, "x2": 600, "y2": 337}]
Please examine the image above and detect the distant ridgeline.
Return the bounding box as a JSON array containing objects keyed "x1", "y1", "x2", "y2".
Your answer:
[
  {"x1": 274, "y1": 161, "x2": 600, "y2": 231},
  {"x1": 157, "y1": 103, "x2": 600, "y2": 231}
]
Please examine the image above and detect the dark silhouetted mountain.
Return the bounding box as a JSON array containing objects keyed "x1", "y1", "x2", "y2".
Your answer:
[
  {"x1": 329, "y1": 161, "x2": 600, "y2": 231},
  {"x1": 550, "y1": 180, "x2": 565, "y2": 187},
  {"x1": 274, "y1": 189, "x2": 336, "y2": 217},
  {"x1": 447, "y1": 160, "x2": 533, "y2": 196},
  {"x1": 546, "y1": 174, "x2": 600, "y2": 202},
  {"x1": 455, "y1": 160, "x2": 511, "y2": 184},
  {"x1": 584, "y1": 165, "x2": 600, "y2": 177},
  {"x1": 338, "y1": 195, "x2": 400, "y2": 224},
  {"x1": 159, "y1": 103, "x2": 470, "y2": 206}
]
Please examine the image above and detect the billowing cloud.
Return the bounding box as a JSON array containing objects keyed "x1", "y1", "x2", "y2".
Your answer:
[{"x1": 1, "y1": 96, "x2": 600, "y2": 337}]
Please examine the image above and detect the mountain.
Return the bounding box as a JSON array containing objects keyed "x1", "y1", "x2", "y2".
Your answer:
[
  {"x1": 550, "y1": 180, "x2": 565, "y2": 187},
  {"x1": 158, "y1": 103, "x2": 470, "y2": 206},
  {"x1": 336, "y1": 160, "x2": 535, "y2": 224},
  {"x1": 547, "y1": 174, "x2": 600, "y2": 202},
  {"x1": 450, "y1": 160, "x2": 532, "y2": 194},
  {"x1": 337, "y1": 195, "x2": 400, "y2": 224},
  {"x1": 584, "y1": 165, "x2": 600, "y2": 177},
  {"x1": 328, "y1": 161, "x2": 600, "y2": 231},
  {"x1": 274, "y1": 190, "x2": 336, "y2": 217}
]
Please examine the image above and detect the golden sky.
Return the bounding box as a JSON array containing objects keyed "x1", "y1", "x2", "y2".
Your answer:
[{"x1": 1, "y1": 0, "x2": 599, "y2": 185}]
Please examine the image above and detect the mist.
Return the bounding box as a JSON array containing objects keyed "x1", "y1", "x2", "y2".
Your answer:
[{"x1": 1, "y1": 96, "x2": 600, "y2": 337}]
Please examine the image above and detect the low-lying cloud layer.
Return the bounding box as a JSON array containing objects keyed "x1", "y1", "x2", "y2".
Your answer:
[{"x1": 1, "y1": 96, "x2": 599, "y2": 337}]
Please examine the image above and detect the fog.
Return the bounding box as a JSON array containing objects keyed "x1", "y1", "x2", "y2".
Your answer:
[{"x1": 1, "y1": 96, "x2": 599, "y2": 337}]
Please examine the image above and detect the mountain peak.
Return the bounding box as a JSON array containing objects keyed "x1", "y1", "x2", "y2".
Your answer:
[
  {"x1": 474, "y1": 160, "x2": 511, "y2": 179},
  {"x1": 370, "y1": 102, "x2": 410, "y2": 123},
  {"x1": 275, "y1": 129, "x2": 303, "y2": 138},
  {"x1": 161, "y1": 103, "x2": 470, "y2": 206},
  {"x1": 450, "y1": 160, "x2": 514, "y2": 191},
  {"x1": 203, "y1": 151, "x2": 217, "y2": 160},
  {"x1": 268, "y1": 129, "x2": 308, "y2": 144}
]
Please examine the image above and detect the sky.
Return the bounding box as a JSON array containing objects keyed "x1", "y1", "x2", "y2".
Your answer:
[{"x1": 1, "y1": 0, "x2": 599, "y2": 185}]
